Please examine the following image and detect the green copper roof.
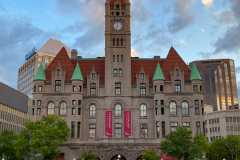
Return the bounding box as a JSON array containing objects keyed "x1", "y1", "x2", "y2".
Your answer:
[
  {"x1": 34, "y1": 63, "x2": 46, "y2": 80},
  {"x1": 188, "y1": 65, "x2": 191, "y2": 70},
  {"x1": 153, "y1": 62, "x2": 165, "y2": 80},
  {"x1": 190, "y1": 63, "x2": 202, "y2": 80},
  {"x1": 71, "y1": 63, "x2": 83, "y2": 81}
]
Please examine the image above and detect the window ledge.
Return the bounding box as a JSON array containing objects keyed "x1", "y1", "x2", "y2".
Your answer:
[
  {"x1": 140, "y1": 117, "x2": 148, "y2": 119},
  {"x1": 182, "y1": 115, "x2": 190, "y2": 117},
  {"x1": 88, "y1": 117, "x2": 97, "y2": 119},
  {"x1": 114, "y1": 117, "x2": 122, "y2": 119},
  {"x1": 170, "y1": 115, "x2": 178, "y2": 117}
]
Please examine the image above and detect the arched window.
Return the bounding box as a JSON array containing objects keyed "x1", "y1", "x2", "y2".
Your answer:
[
  {"x1": 170, "y1": 102, "x2": 177, "y2": 115},
  {"x1": 182, "y1": 102, "x2": 189, "y2": 115},
  {"x1": 115, "y1": 104, "x2": 121, "y2": 117},
  {"x1": 90, "y1": 104, "x2": 96, "y2": 117},
  {"x1": 48, "y1": 102, "x2": 54, "y2": 115},
  {"x1": 117, "y1": 38, "x2": 119, "y2": 46},
  {"x1": 113, "y1": 38, "x2": 115, "y2": 46},
  {"x1": 140, "y1": 104, "x2": 147, "y2": 117},
  {"x1": 60, "y1": 102, "x2": 66, "y2": 115},
  {"x1": 121, "y1": 38, "x2": 123, "y2": 46}
]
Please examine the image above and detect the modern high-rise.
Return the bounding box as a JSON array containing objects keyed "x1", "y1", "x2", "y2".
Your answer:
[
  {"x1": 190, "y1": 59, "x2": 239, "y2": 111},
  {"x1": 17, "y1": 38, "x2": 71, "y2": 97},
  {"x1": 0, "y1": 82, "x2": 32, "y2": 134},
  {"x1": 31, "y1": 1, "x2": 205, "y2": 159}
]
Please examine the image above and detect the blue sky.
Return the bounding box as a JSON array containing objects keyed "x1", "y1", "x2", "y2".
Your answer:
[{"x1": 0, "y1": 0, "x2": 240, "y2": 99}]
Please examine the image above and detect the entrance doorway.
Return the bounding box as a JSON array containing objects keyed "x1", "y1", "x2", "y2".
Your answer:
[{"x1": 111, "y1": 155, "x2": 127, "y2": 160}]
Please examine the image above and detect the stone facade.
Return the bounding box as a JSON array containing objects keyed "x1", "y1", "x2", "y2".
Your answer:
[{"x1": 32, "y1": 0, "x2": 204, "y2": 159}]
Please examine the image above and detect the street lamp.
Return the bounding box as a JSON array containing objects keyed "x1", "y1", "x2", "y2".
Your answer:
[{"x1": 117, "y1": 155, "x2": 121, "y2": 160}]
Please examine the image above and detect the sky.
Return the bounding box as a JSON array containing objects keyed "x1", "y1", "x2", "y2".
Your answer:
[{"x1": 0, "y1": 0, "x2": 240, "y2": 99}]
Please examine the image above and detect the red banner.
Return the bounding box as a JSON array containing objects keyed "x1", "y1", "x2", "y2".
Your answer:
[
  {"x1": 124, "y1": 111, "x2": 131, "y2": 138},
  {"x1": 161, "y1": 153, "x2": 178, "y2": 160},
  {"x1": 105, "y1": 111, "x2": 112, "y2": 138}
]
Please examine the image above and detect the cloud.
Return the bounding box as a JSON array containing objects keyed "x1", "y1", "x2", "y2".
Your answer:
[
  {"x1": 131, "y1": 47, "x2": 142, "y2": 57},
  {"x1": 201, "y1": 29, "x2": 205, "y2": 32},
  {"x1": 202, "y1": 0, "x2": 214, "y2": 7},
  {"x1": 167, "y1": 0, "x2": 195, "y2": 33},
  {"x1": 229, "y1": 0, "x2": 240, "y2": 22},
  {"x1": 213, "y1": 10, "x2": 235, "y2": 26},
  {"x1": 180, "y1": 39, "x2": 186, "y2": 44},
  {"x1": 236, "y1": 66, "x2": 240, "y2": 74}
]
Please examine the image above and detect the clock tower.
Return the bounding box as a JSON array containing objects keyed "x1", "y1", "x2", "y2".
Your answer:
[{"x1": 105, "y1": 0, "x2": 131, "y2": 96}]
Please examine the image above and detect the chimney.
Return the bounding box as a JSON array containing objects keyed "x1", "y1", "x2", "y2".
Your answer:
[{"x1": 71, "y1": 49, "x2": 78, "y2": 59}]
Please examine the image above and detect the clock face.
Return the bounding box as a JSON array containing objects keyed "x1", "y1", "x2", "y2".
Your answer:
[{"x1": 114, "y1": 22, "x2": 122, "y2": 31}]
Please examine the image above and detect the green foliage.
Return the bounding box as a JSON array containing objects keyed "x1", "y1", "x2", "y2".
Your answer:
[
  {"x1": 209, "y1": 135, "x2": 240, "y2": 160},
  {"x1": 0, "y1": 130, "x2": 18, "y2": 160},
  {"x1": 15, "y1": 115, "x2": 70, "y2": 160},
  {"x1": 141, "y1": 149, "x2": 161, "y2": 160},
  {"x1": 77, "y1": 151, "x2": 98, "y2": 160},
  {"x1": 189, "y1": 132, "x2": 209, "y2": 160},
  {"x1": 160, "y1": 126, "x2": 192, "y2": 160}
]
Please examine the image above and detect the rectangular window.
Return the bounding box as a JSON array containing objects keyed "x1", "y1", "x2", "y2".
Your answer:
[
  {"x1": 193, "y1": 85, "x2": 198, "y2": 92},
  {"x1": 90, "y1": 83, "x2": 96, "y2": 87},
  {"x1": 210, "y1": 128, "x2": 212, "y2": 133},
  {"x1": 233, "y1": 117, "x2": 236, "y2": 122},
  {"x1": 92, "y1": 73, "x2": 95, "y2": 80},
  {"x1": 212, "y1": 119, "x2": 214, "y2": 124},
  {"x1": 38, "y1": 86, "x2": 42, "y2": 92},
  {"x1": 162, "y1": 121, "x2": 165, "y2": 137},
  {"x1": 171, "y1": 122, "x2": 178, "y2": 132},
  {"x1": 161, "y1": 107, "x2": 164, "y2": 115},
  {"x1": 160, "y1": 100, "x2": 164, "y2": 106},
  {"x1": 183, "y1": 122, "x2": 190, "y2": 130},
  {"x1": 140, "y1": 83, "x2": 146, "y2": 87},
  {"x1": 71, "y1": 122, "x2": 75, "y2": 138},
  {"x1": 200, "y1": 86, "x2": 202, "y2": 91},
  {"x1": 78, "y1": 100, "x2": 81, "y2": 105},
  {"x1": 37, "y1": 100, "x2": 41, "y2": 106},
  {"x1": 156, "y1": 122, "x2": 159, "y2": 138},
  {"x1": 77, "y1": 122, "x2": 80, "y2": 138},
  {"x1": 201, "y1": 100, "x2": 204, "y2": 105},
  {"x1": 155, "y1": 100, "x2": 158, "y2": 105},
  {"x1": 55, "y1": 85, "x2": 61, "y2": 92},
  {"x1": 217, "y1": 118, "x2": 219, "y2": 123},
  {"x1": 114, "y1": 69, "x2": 117, "y2": 77},
  {"x1": 140, "y1": 124, "x2": 147, "y2": 138},
  {"x1": 202, "y1": 108, "x2": 204, "y2": 115},
  {"x1": 205, "y1": 120, "x2": 207, "y2": 125},
  {"x1": 34, "y1": 86, "x2": 36, "y2": 92},
  {"x1": 160, "y1": 85, "x2": 163, "y2": 91},
  {"x1": 90, "y1": 89, "x2": 96, "y2": 95},
  {"x1": 78, "y1": 108, "x2": 81, "y2": 115},
  {"x1": 79, "y1": 86, "x2": 82, "y2": 92},
  {"x1": 115, "y1": 88, "x2": 121, "y2": 95},
  {"x1": 197, "y1": 121, "x2": 201, "y2": 133},
  {"x1": 33, "y1": 100, "x2": 35, "y2": 105},
  {"x1": 72, "y1": 100, "x2": 76, "y2": 105},
  {"x1": 73, "y1": 85, "x2": 76, "y2": 92},
  {"x1": 115, "y1": 123, "x2": 122, "y2": 138},
  {"x1": 119, "y1": 69, "x2": 122, "y2": 77},
  {"x1": 155, "y1": 108, "x2": 159, "y2": 115},
  {"x1": 154, "y1": 86, "x2": 157, "y2": 92},
  {"x1": 113, "y1": 55, "x2": 115, "y2": 62},
  {"x1": 209, "y1": 119, "x2": 212, "y2": 124},
  {"x1": 72, "y1": 108, "x2": 76, "y2": 115},
  {"x1": 195, "y1": 100, "x2": 199, "y2": 105},
  {"x1": 121, "y1": 55, "x2": 123, "y2": 62},
  {"x1": 89, "y1": 124, "x2": 96, "y2": 138},
  {"x1": 175, "y1": 84, "x2": 181, "y2": 92},
  {"x1": 32, "y1": 108, "x2": 34, "y2": 116},
  {"x1": 229, "y1": 117, "x2": 232, "y2": 122},
  {"x1": 206, "y1": 128, "x2": 208, "y2": 133},
  {"x1": 140, "y1": 88, "x2": 146, "y2": 95},
  {"x1": 37, "y1": 108, "x2": 41, "y2": 115},
  {"x1": 141, "y1": 73, "x2": 144, "y2": 80},
  {"x1": 117, "y1": 55, "x2": 119, "y2": 62},
  {"x1": 195, "y1": 107, "x2": 199, "y2": 115}
]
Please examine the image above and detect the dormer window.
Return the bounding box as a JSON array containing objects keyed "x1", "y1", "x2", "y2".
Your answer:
[
  {"x1": 57, "y1": 69, "x2": 61, "y2": 76},
  {"x1": 141, "y1": 73, "x2": 144, "y2": 80},
  {"x1": 176, "y1": 69, "x2": 179, "y2": 76},
  {"x1": 92, "y1": 73, "x2": 95, "y2": 80},
  {"x1": 55, "y1": 80, "x2": 61, "y2": 92}
]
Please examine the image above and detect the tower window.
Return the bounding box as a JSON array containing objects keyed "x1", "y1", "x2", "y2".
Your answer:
[
  {"x1": 116, "y1": 12, "x2": 119, "y2": 16},
  {"x1": 121, "y1": 38, "x2": 123, "y2": 46},
  {"x1": 116, "y1": 4, "x2": 119, "y2": 8},
  {"x1": 113, "y1": 55, "x2": 115, "y2": 62},
  {"x1": 113, "y1": 38, "x2": 115, "y2": 46},
  {"x1": 122, "y1": 12, "x2": 124, "y2": 16},
  {"x1": 117, "y1": 38, "x2": 119, "y2": 46},
  {"x1": 117, "y1": 55, "x2": 119, "y2": 62},
  {"x1": 121, "y1": 55, "x2": 123, "y2": 62},
  {"x1": 112, "y1": 12, "x2": 114, "y2": 16}
]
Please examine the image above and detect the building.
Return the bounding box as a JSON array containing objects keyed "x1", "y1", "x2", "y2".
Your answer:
[
  {"x1": 32, "y1": 0, "x2": 204, "y2": 160},
  {"x1": 190, "y1": 59, "x2": 239, "y2": 111},
  {"x1": 204, "y1": 110, "x2": 240, "y2": 142},
  {"x1": 0, "y1": 82, "x2": 32, "y2": 134},
  {"x1": 17, "y1": 38, "x2": 71, "y2": 97}
]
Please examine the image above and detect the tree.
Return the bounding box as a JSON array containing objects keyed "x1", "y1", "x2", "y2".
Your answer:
[
  {"x1": 0, "y1": 130, "x2": 18, "y2": 160},
  {"x1": 77, "y1": 151, "x2": 98, "y2": 160},
  {"x1": 160, "y1": 126, "x2": 192, "y2": 160},
  {"x1": 141, "y1": 149, "x2": 161, "y2": 160},
  {"x1": 225, "y1": 134, "x2": 240, "y2": 159},
  {"x1": 15, "y1": 115, "x2": 70, "y2": 160},
  {"x1": 189, "y1": 132, "x2": 209, "y2": 160}
]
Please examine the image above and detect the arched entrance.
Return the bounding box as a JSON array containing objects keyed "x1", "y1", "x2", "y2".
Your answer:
[{"x1": 111, "y1": 155, "x2": 127, "y2": 160}]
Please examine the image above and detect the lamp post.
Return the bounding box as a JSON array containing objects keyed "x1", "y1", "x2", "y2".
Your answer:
[{"x1": 117, "y1": 155, "x2": 121, "y2": 160}]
